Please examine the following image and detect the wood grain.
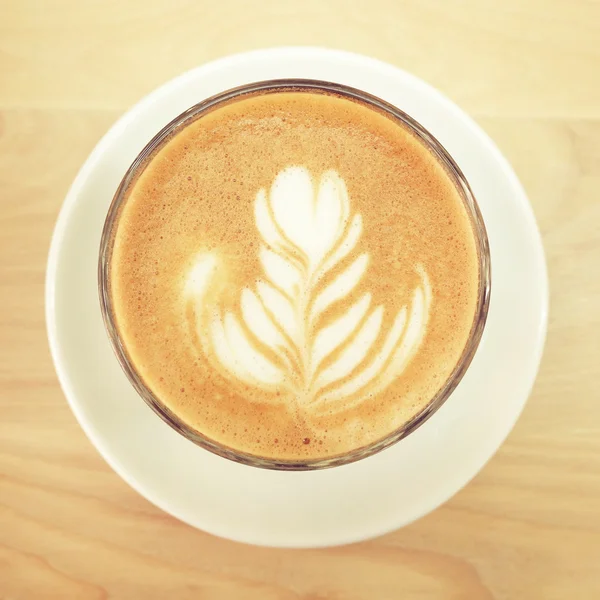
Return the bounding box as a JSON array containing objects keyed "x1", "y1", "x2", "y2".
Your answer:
[{"x1": 1, "y1": 1, "x2": 599, "y2": 598}]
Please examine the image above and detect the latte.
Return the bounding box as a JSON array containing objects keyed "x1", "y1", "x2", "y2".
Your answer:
[{"x1": 106, "y1": 87, "x2": 483, "y2": 461}]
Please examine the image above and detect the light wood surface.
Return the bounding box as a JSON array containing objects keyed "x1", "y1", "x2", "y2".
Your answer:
[{"x1": 1, "y1": 1, "x2": 599, "y2": 598}]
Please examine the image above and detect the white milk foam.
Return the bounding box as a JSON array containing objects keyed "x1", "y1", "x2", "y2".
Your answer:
[{"x1": 185, "y1": 166, "x2": 432, "y2": 415}]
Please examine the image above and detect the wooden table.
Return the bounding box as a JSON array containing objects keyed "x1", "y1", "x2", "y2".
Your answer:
[{"x1": 1, "y1": 1, "x2": 599, "y2": 598}]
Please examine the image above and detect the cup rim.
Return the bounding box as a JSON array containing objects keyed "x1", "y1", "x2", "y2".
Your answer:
[{"x1": 98, "y1": 78, "x2": 491, "y2": 471}]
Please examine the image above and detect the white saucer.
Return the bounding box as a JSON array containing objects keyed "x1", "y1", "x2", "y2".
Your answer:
[{"x1": 46, "y1": 48, "x2": 548, "y2": 548}]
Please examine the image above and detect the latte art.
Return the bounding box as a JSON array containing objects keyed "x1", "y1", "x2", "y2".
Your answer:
[
  {"x1": 107, "y1": 88, "x2": 482, "y2": 461},
  {"x1": 186, "y1": 167, "x2": 432, "y2": 414}
]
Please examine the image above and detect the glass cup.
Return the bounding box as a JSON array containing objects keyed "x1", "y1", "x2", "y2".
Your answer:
[{"x1": 98, "y1": 79, "x2": 491, "y2": 470}]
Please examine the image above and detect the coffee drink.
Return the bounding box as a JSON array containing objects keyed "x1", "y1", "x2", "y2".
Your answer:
[{"x1": 106, "y1": 87, "x2": 482, "y2": 461}]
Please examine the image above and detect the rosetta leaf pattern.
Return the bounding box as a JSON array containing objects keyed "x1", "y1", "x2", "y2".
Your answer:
[{"x1": 187, "y1": 166, "x2": 432, "y2": 413}]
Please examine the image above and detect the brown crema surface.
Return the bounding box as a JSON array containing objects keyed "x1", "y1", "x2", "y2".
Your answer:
[{"x1": 109, "y1": 89, "x2": 480, "y2": 461}]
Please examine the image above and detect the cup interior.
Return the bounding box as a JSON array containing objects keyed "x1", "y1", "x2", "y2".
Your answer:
[{"x1": 98, "y1": 79, "x2": 491, "y2": 470}]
